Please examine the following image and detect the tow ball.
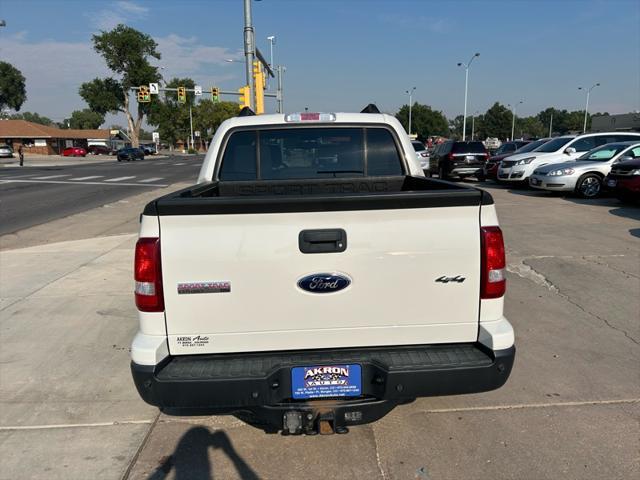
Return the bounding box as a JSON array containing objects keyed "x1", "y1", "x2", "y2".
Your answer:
[{"x1": 282, "y1": 410, "x2": 349, "y2": 435}]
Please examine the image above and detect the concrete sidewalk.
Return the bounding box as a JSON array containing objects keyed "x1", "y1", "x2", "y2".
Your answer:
[{"x1": 0, "y1": 234, "x2": 158, "y2": 479}]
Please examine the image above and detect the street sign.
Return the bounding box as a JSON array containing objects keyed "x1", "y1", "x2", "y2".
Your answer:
[
  {"x1": 194, "y1": 85, "x2": 202, "y2": 96},
  {"x1": 152, "y1": 132, "x2": 160, "y2": 142},
  {"x1": 194, "y1": 131, "x2": 201, "y2": 137},
  {"x1": 149, "y1": 83, "x2": 159, "y2": 95}
]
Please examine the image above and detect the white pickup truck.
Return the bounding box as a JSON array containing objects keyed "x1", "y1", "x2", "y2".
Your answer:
[{"x1": 131, "y1": 107, "x2": 515, "y2": 435}]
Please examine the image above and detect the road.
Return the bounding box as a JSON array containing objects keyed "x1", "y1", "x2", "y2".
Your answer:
[{"x1": 0, "y1": 154, "x2": 204, "y2": 235}]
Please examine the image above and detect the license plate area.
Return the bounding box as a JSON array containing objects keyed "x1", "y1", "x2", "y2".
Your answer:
[
  {"x1": 607, "y1": 179, "x2": 617, "y2": 187},
  {"x1": 292, "y1": 364, "x2": 362, "y2": 400}
]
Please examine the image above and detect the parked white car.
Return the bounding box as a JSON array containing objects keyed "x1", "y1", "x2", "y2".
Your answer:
[
  {"x1": 497, "y1": 132, "x2": 640, "y2": 184},
  {"x1": 411, "y1": 140, "x2": 430, "y2": 173},
  {"x1": 529, "y1": 141, "x2": 640, "y2": 198}
]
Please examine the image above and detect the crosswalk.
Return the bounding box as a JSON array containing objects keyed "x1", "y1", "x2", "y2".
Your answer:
[{"x1": 0, "y1": 173, "x2": 169, "y2": 187}]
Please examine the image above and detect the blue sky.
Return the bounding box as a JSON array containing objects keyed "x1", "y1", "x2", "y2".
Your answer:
[{"x1": 0, "y1": 0, "x2": 638, "y2": 125}]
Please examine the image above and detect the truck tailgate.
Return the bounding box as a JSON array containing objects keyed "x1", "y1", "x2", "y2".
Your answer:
[{"x1": 160, "y1": 205, "x2": 481, "y2": 354}]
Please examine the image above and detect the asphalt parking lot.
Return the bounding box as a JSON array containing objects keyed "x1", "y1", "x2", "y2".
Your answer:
[{"x1": 0, "y1": 182, "x2": 638, "y2": 480}]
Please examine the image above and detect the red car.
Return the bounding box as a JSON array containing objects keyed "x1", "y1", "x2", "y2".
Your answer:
[
  {"x1": 62, "y1": 147, "x2": 87, "y2": 157},
  {"x1": 606, "y1": 158, "x2": 640, "y2": 203}
]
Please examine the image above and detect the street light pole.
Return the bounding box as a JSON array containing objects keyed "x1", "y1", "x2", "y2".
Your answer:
[
  {"x1": 405, "y1": 87, "x2": 416, "y2": 135},
  {"x1": 189, "y1": 104, "x2": 194, "y2": 151},
  {"x1": 549, "y1": 112, "x2": 553, "y2": 137},
  {"x1": 243, "y1": 0, "x2": 255, "y2": 110},
  {"x1": 457, "y1": 53, "x2": 480, "y2": 141},
  {"x1": 471, "y1": 111, "x2": 479, "y2": 140},
  {"x1": 579, "y1": 83, "x2": 600, "y2": 133},
  {"x1": 267, "y1": 35, "x2": 275, "y2": 90},
  {"x1": 276, "y1": 65, "x2": 285, "y2": 114},
  {"x1": 510, "y1": 101, "x2": 523, "y2": 140}
]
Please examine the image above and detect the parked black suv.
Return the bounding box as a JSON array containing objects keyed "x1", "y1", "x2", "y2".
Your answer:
[
  {"x1": 117, "y1": 147, "x2": 145, "y2": 162},
  {"x1": 429, "y1": 141, "x2": 489, "y2": 180}
]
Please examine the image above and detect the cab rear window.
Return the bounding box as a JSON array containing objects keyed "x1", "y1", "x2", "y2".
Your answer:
[{"x1": 218, "y1": 127, "x2": 404, "y2": 180}]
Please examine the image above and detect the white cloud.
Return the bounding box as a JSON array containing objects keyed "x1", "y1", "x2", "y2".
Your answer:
[
  {"x1": 116, "y1": 1, "x2": 149, "y2": 15},
  {"x1": 0, "y1": 32, "x2": 241, "y2": 122},
  {"x1": 89, "y1": 0, "x2": 149, "y2": 31}
]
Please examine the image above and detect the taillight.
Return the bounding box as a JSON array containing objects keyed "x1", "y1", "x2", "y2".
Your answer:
[
  {"x1": 447, "y1": 152, "x2": 454, "y2": 160},
  {"x1": 481, "y1": 226, "x2": 506, "y2": 299},
  {"x1": 134, "y1": 237, "x2": 164, "y2": 312}
]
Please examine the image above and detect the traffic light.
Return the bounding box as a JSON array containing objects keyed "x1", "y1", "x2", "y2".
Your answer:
[
  {"x1": 238, "y1": 85, "x2": 250, "y2": 109},
  {"x1": 211, "y1": 87, "x2": 220, "y2": 102},
  {"x1": 177, "y1": 86, "x2": 186, "y2": 103},
  {"x1": 252, "y1": 61, "x2": 265, "y2": 115},
  {"x1": 137, "y1": 85, "x2": 150, "y2": 103}
]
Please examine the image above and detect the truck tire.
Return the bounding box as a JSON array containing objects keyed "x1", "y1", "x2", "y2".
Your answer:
[
  {"x1": 575, "y1": 173, "x2": 602, "y2": 198},
  {"x1": 438, "y1": 165, "x2": 449, "y2": 181}
]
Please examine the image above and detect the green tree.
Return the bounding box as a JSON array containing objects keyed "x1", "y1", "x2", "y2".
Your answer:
[
  {"x1": 9, "y1": 111, "x2": 53, "y2": 125},
  {"x1": 536, "y1": 108, "x2": 586, "y2": 135},
  {"x1": 193, "y1": 100, "x2": 239, "y2": 144},
  {"x1": 79, "y1": 24, "x2": 160, "y2": 146},
  {"x1": 481, "y1": 102, "x2": 512, "y2": 139},
  {"x1": 515, "y1": 116, "x2": 545, "y2": 139},
  {"x1": 395, "y1": 103, "x2": 449, "y2": 140},
  {"x1": 0, "y1": 61, "x2": 27, "y2": 112},
  {"x1": 146, "y1": 77, "x2": 196, "y2": 147},
  {"x1": 67, "y1": 109, "x2": 105, "y2": 129}
]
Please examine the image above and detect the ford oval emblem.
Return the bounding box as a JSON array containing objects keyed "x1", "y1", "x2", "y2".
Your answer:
[{"x1": 297, "y1": 273, "x2": 351, "y2": 294}]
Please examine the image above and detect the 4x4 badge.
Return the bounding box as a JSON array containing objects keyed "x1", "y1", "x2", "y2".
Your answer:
[{"x1": 435, "y1": 275, "x2": 466, "y2": 283}]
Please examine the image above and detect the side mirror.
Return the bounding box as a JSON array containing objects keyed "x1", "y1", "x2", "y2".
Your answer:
[
  {"x1": 564, "y1": 147, "x2": 576, "y2": 155},
  {"x1": 617, "y1": 156, "x2": 634, "y2": 163}
]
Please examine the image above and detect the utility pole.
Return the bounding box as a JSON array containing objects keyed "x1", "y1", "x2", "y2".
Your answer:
[
  {"x1": 457, "y1": 52, "x2": 480, "y2": 141},
  {"x1": 549, "y1": 112, "x2": 553, "y2": 137},
  {"x1": 243, "y1": 0, "x2": 255, "y2": 110}
]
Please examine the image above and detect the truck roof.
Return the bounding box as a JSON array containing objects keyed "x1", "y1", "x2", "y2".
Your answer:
[{"x1": 219, "y1": 112, "x2": 397, "y2": 128}]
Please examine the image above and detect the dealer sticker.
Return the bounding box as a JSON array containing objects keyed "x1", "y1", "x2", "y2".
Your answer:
[{"x1": 291, "y1": 364, "x2": 362, "y2": 399}]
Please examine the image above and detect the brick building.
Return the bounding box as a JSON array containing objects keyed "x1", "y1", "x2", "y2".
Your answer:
[{"x1": 0, "y1": 120, "x2": 113, "y2": 155}]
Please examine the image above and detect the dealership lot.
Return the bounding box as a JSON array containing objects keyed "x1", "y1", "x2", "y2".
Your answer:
[{"x1": 0, "y1": 183, "x2": 638, "y2": 480}]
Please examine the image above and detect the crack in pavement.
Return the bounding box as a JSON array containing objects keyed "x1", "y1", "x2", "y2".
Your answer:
[
  {"x1": 507, "y1": 257, "x2": 640, "y2": 346},
  {"x1": 371, "y1": 424, "x2": 388, "y2": 480},
  {"x1": 581, "y1": 255, "x2": 640, "y2": 279},
  {"x1": 507, "y1": 259, "x2": 559, "y2": 293}
]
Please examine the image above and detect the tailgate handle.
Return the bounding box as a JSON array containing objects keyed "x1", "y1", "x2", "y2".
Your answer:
[{"x1": 299, "y1": 229, "x2": 347, "y2": 254}]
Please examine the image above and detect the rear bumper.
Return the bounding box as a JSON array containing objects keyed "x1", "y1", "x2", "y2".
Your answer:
[{"x1": 131, "y1": 343, "x2": 515, "y2": 432}]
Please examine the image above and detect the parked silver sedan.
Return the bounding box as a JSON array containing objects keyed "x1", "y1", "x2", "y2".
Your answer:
[
  {"x1": 0, "y1": 144, "x2": 14, "y2": 158},
  {"x1": 529, "y1": 142, "x2": 640, "y2": 198}
]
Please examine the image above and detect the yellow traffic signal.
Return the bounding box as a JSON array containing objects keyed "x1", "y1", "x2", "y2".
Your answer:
[
  {"x1": 177, "y1": 86, "x2": 186, "y2": 103},
  {"x1": 238, "y1": 85, "x2": 250, "y2": 109},
  {"x1": 254, "y1": 74, "x2": 264, "y2": 115},
  {"x1": 211, "y1": 87, "x2": 220, "y2": 102},
  {"x1": 138, "y1": 85, "x2": 150, "y2": 103}
]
